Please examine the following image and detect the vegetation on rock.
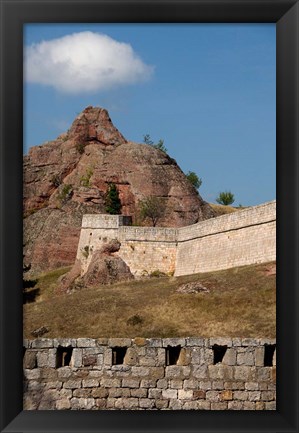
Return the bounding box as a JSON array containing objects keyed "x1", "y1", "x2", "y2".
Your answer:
[
  {"x1": 139, "y1": 196, "x2": 166, "y2": 227},
  {"x1": 216, "y1": 191, "x2": 235, "y2": 206},
  {"x1": 105, "y1": 183, "x2": 122, "y2": 215}
]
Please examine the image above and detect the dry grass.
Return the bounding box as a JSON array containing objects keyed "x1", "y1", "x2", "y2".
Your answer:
[
  {"x1": 23, "y1": 262, "x2": 276, "y2": 339},
  {"x1": 209, "y1": 203, "x2": 246, "y2": 216}
]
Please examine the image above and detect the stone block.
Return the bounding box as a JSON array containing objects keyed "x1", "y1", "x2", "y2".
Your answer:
[
  {"x1": 36, "y1": 351, "x2": 48, "y2": 367},
  {"x1": 197, "y1": 400, "x2": 211, "y2": 410},
  {"x1": 82, "y1": 379, "x2": 100, "y2": 388},
  {"x1": 140, "y1": 379, "x2": 157, "y2": 388},
  {"x1": 71, "y1": 397, "x2": 95, "y2": 410},
  {"x1": 219, "y1": 390, "x2": 233, "y2": 401},
  {"x1": 139, "y1": 398, "x2": 155, "y2": 409},
  {"x1": 48, "y1": 349, "x2": 57, "y2": 368},
  {"x1": 103, "y1": 348, "x2": 112, "y2": 365},
  {"x1": 245, "y1": 382, "x2": 259, "y2": 391},
  {"x1": 178, "y1": 389, "x2": 193, "y2": 400},
  {"x1": 183, "y1": 401, "x2": 199, "y2": 410},
  {"x1": 130, "y1": 388, "x2": 148, "y2": 398},
  {"x1": 95, "y1": 398, "x2": 107, "y2": 409},
  {"x1": 169, "y1": 379, "x2": 183, "y2": 389},
  {"x1": 31, "y1": 339, "x2": 53, "y2": 349},
  {"x1": 265, "y1": 401, "x2": 276, "y2": 410},
  {"x1": 169, "y1": 399, "x2": 182, "y2": 410},
  {"x1": 261, "y1": 391, "x2": 275, "y2": 401},
  {"x1": 53, "y1": 338, "x2": 76, "y2": 348},
  {"x1": 248, "y1": 391, "x2": 261, "y2": 401},
  {"x1": 73, "y1": 389, "x2": 91, "y2": 398},
  {"x1": 108, "y1": 338, "x2": 132, "y2": 348},
  {"x1": 190, "y1": 348, "x2": 205, "y2": 365},
  {"x1": 208, "y1": 365, "x2": 233, "y2": 380},
  {"x1": 23, "y1": 339, "x2": 30, "y2": 348},
  {"x1": 162, "y1": 389, "x2": 178, "y2": 399},
  {"x1": 222, "y1": 348, "x2": 237, "y2": 366},
  {"x1": 184, "y1": 379, "x2": 199, "y2": 389},
  {"x1": 91, "y1": 388, "x2": 109, "y2": 398},
  {"x1": 131, "y1": 366, "x2": 150, "y2": 377},
  {"x1": 156, "y1": 379, "x2": 168, "y2": 389},
  {"x1": 155, "y1": 399, "x2": 169, "y2": 409},
  {"x1": 44, "y1": 381, "x2": 62, "y2": 390},
  {"x1": 186, "y1": 337, "x2": 204, "y2": 347},
  {"x1": 212, "y1": 381, "x2": 224, "y2": 390},
  {"x1": 101, "y1": 378, "x2": 121, "y2": 388},
  {"x1": 139, "y1": 356, "x2": 156, "y2": 367},
  {"x1": 96, "y1": 338, "x2": 108, "y2": 346},
  {"x1": 243, "y1": 401, "x2": 256, "y2": 410},
  {"x1": 134, "y1": 337, "x2": 147, "y2": 346},
  {"x1": 121, "y1": 378, "x2": 140, "y2": 388},
  {"x1": 77, "y1": 338, "x2": 96, "y2": 348},
  {"x1": 193, "y1": 390, "x2": 206, "y2": 399},
  {"x1": 147, "y1": 338, "x2": 162, "y2": 347},
  {"x1": 232, "y1": 338, "x2": 242, "y2": 347},
  {"x1": 57, "y1": 367, "x2": 73, "y2": 379},
  {"x1": 165, "y1": 366, "x2": 190, "y2": 379},
  {"x1": 148, "y1": 389, "x2": 162, "y2": 399},
  {"x1": 23, "y1": 351, "x2": 37, "y2": 369},
  {"x1": 233, "y1": 366, "x2": 251, "y2": 381},
  {"x1": 255, "y1": 347, "x2": 265, "y2": 367},
  {"x1": 63, "y1": 379, "x2": 82, "y2": 389},
  {"x1": 209, "y1": 338, "x2": 232, "y2": 347},
  {"x1": 228, "y1": 401, "x2": 244, "y2": 410},
  {"x1": 199, "y1": 380, "x2": 212, "y2": 390},
  {"x1": 83, "y1": 354, "x2": 97, "y2": 367},
  {"x1": 108, "y1": 388, "x2": 130, "y2": 398},
  {"x1": 162, "y1": 338, "x2": 185, "y2": 347},
  {"x1": 71, "y1": 349, "x2": 82, "y2": 368},
  {"x1": 241, "y1": 338, "x2": 259, "y2": 346},
  {"x1": 56, "y1": 398, "x2": 71, "y2": 410},
  {"x1": 233, "y1": 391, "x2": 248, "y2": 401},
  {"x1": 255, "y1": 401, "x2": 265, "y2": 410},
  {"x1": 257, "y1": 367, "x2": 271, "y2": 381},
  {"x1": 206, "y1": 391, "x2": 219, "y2": 402},
  {"x1": 211, "y1": 402, "x2": 228, "y2": 410},
  {"x1": 193, "y1": 365, "x2": 208, "y2": 379},
  {"x1": 237, "y1": 351, "x2": 255, "y2": 366}
]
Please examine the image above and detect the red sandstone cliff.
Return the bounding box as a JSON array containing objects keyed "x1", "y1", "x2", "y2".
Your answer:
[{"x1": 23, "y1": 106, "x2": 215, "y2": 274}]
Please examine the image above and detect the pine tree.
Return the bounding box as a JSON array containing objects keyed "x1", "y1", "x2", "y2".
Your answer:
[{"x1": 105, "y1": 183, "x2": 122, "y2": 214}]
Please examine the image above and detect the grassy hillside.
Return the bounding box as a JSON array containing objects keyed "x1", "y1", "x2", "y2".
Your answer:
[{"x1": 23, "y1": 262, "x2": 276, "y2": 339}]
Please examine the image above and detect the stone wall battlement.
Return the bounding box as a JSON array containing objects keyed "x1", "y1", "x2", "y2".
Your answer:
[
  {"x1": 76, "y1": 200, "x2": 276, "y2": 276},
  {"x1": 23, "y1": 337, "x2": 276, "y2": 411}
]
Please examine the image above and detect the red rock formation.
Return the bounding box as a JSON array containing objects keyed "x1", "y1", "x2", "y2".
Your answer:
[{"x1": 23, "y1": 106, "x2": 215, "y2": 275}]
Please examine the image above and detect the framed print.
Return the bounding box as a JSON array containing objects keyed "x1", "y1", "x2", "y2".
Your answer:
[{"x1": 1, "y1": 0, "x2": 298, "y2": 432}]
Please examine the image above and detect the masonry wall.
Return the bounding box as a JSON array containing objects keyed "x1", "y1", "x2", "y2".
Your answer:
[
  {"x1": 76, "y1": 201, "x2": 276, "y2": 277},
  {"x1": 23, "y1": 337, "x2": 276, "y2": 411},
  {"x1": 175, "y1": 201, "x2": 276, "y2": 276}
]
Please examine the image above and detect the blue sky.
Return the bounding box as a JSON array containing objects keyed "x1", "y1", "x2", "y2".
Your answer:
[{"x1": 24, "y1": 24, "x2": 276, "y2": 206}]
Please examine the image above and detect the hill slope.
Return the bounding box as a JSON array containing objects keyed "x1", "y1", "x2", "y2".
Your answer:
[{"x1": 23, "y1": 262, "x2": 276, "y2": 339}]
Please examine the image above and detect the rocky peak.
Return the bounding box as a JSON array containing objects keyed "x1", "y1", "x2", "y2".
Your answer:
[{"x1": 68, "y1": 106, "x2": 127, "y2": 146}]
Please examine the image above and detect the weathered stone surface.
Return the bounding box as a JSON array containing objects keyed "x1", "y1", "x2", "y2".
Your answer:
[
  {"x1": 23, "y1": 106, "x2": 214, "y2": 275},
  {"x1": 23, "y1": 351, "x2": 37, "y2": 369},
  {"x1": 23, "y1": 338, "x2": 276, "y2": 411}
]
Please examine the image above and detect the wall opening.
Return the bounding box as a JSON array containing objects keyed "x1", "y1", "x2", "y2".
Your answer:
[
  {"x1": 112, "y1": 347, "x2": 127, "y2": 365},
  {"x1": 56, "y1": 347, "x2": 73, "y2": 368},
  {"x1": 264, "y1": 344, "x2": 276, "y2": 366},
  {"x1": 166, "y1": 346, "x2": 181, "y2": 366},
  {"x1": 212, "y1": 345, "x2": 227, "y2": 364}
]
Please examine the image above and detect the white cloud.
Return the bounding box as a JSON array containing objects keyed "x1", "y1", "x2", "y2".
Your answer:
[{"x1": 24, "y1": 31, "x2": 154, "y2": 93}]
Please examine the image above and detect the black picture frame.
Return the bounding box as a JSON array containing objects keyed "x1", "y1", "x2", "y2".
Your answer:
[{"x1": 0, "y1": 0, "x2": 298, "y2": 432}]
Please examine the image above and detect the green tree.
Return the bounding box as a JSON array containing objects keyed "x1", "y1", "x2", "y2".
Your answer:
[
  {"x1": 216, "y1": 191, "x2": 235, "y2": 206},
  {"x1": 186, "y1": 171, "x2": 202, "y2": 189},
  {"x1": 105, "y1": 183, "x2": 122, "y2": 214},
  {"x1": 143, "y1": 135, "x2": 167, "y2": 153},
  {"x1": 139, "y1": 196, "x2": 166, "y2": 227}
]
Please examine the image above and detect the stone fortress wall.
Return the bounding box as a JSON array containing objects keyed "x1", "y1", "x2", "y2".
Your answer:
[
  {"x1": 23, "y1": 337, "x2": 276, "y2": 410},
  {"x1": 76, "y1": 200, "x2": 276, "y2": 277}
]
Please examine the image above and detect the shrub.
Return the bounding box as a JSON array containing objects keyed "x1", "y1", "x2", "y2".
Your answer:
[
  {"x1": 216, "y1": 191, "x2": 235, "y2": 206},
  {"x1": 57, "y1": 184, "x2": 73, "y2": 204},
  {"x1": 80, "y1": 168, "x2": 93, "y2": 187},
  {"x1": 186, "y1": 171, "x2": 202, "y2": 189},
  {"x1": 139, "y1": 196, "x2": 166, "y2": 227},
  {"x1": 75, "y1": 142, "x2": 85, "y2": 154},
  {"x1": 50, "y1": 174, "x2": 62, "y2": 188},
  {"x1": 149, "y1": 270, "x2": 167, "y2": 278},
  {"x1": 143, "y1": 134, "x2": 167, "y2": 153}
]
